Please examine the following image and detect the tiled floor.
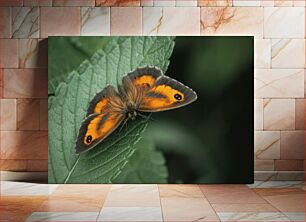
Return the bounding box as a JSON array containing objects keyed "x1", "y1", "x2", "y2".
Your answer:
[{"x1": 0, "y1": 181, "x2": 305, "y2": 221}]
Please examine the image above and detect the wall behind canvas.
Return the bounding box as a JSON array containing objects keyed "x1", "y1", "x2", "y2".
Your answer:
[{"x1": 0, "y1": 0, "x2": 305, "y2": 181}]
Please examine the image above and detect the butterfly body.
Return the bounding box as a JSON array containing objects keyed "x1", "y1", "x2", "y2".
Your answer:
[{"x1": 75, "y1": 66, "x2": 197, "y2": 154}]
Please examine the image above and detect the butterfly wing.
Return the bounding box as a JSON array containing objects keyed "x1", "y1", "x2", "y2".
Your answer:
[
  {"x1": 122, "y1": 66, "x2": 163, "y2": 89},
  {"x1": 86, "y1": 85, "x2": 121, "y2": 116},
  {"x1": 138, "y1": 76, "x2": 197, "y2": 112},
  {"x1": 75, "y1": 112, "x2": 125, "y2": 154},
  {"x1": 76, "y1": 85, "x2": 126, "y2": 154}
]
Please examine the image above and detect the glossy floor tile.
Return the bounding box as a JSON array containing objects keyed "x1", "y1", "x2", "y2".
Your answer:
[
  {"x1": 25, "y1": 212, "x2": 99, "y2": 221},
  {"x1": 37, "y1": 196, "x2": 104, "y2": 212},
  {"x1": 199, "y1": 184, "x2": 266, "y2": 204},
  {"x1": 283, "y1": 212, "x2": 305, "y2": 221},
  {"x1": 217, "y1": 212, "x2": 291, "y2": 221},
  {"x1": 212, "y1": 203, "x2": 278, "y2": 212},
  {"x1": 103, "y1": 184, "x2": 160, "y2": 207},
  {"x1": 247, "y1": 180, "x2": 304, "y2": 188},
  {"x1": 255, "y1": 188, "x2": 305, "y2": 212},
  {"x1": 0, "y1": 196, "x2": 48, "y2": 221},
  {"x1": 1, "y1": 181, "x2": 58, "y2": 196},
  {"x1": 161, "y1": 197, "x2": 220, "y2": 221},
  {"x1": 0, "y1": 182, "x2": 304, "y2": 222},
  {"x1": 98, "y1": 207, "x2": 163, "y2": 221}
]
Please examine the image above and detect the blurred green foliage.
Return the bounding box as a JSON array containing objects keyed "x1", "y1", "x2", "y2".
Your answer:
[{"x1": 147, "y1": 37, "x2": 254, "y2": 183}]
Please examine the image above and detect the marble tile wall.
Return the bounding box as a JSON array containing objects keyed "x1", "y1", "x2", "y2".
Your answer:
[{"x1": 0, "y1": 0, "x2": 304, "y2": 180}]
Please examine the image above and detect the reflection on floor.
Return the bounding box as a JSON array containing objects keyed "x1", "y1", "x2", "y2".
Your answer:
[{"x1": 0, "y1": 181, "x2": 304, "y2": 221}]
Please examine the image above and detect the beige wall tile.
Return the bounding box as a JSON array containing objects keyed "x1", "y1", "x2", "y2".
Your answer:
[
  {"x1": 263, "y1": 99, "x2": 295, "y2": 130},
  {"x1": 305, "y1": 70, "x2": 306, "y2": 98},
  {"x1": 27, "y1": 159, "x2": 48, "y2": 171},
  {"x1": 39, "y1": 99, "x2": 48, "y2": 130},
  {"x1": 143, "y1": 7, "x2": 200, "y2": 35},
  {"x1": 12, "y1": 7, "x2": 39, "y2": 38},
  {"x1": 255, "y1": 99, "x2": 263, "y2": 130},
  {"x1": 272, "y1": 39, "x2": 305, "y2": 68},
  {"x1": 176, "y1": 0, "x2": 197, "y2": 6},
  {"x1": 0, "y1": 131, "x2": 48, "y2": 159},
  {"x1": 0, "y1": 99, "x2": 16, "y2": 130},
  {"x1": 0, "y1": 7, "x2": 11, "y2": 38},
  {"x1": 53, "y1": 0, "x2": 95, "y2": 6},
  {"x1": 280, "y1": 131, "x2": 304, "y2": 159},
  {"x1": 19, "y1": 39, "x2": 47, "y2": 68},
  {"x1": 0, "y1": 69, "x2": 3, "y2": 98},
  {"x1": 264, "y1": 7, "x2": 305, "y2": 38},
  {"x1": 3, "y1": 69, "x2": 48, "y2": 99},
  {"x1": 256, "y1": 69, "x2": 304, "y2": 98},
  {"x1": 81, "y1": 7, "x2": 110, "y2": 36},
  {"x1": 0, "y1": 159, "x2": 27, "y2": 171},
  {"x1": 141, "y1": 0, "x2": 153, "y2": 6},
  {"x1": 295, "y1": 99, "x2": 305, "y2": 130},
  {"x1": 23, "y1": 0, "x2": 52, "y2": 6},
  {"x1": 274, "y1": 0, "x2": 293, "y2": 6},
  {"x1": 17, "y1": 99, "x2": 40, "y2": 130},
  {"x1": 154, "y1": 0, "x2": 175, "y2": 6},
  {"x1": 255, "y1": 131, "x2": 280, "y2": 160},
  {"x1": 0, "y1": 39, "x2": 18, "y2": 68},
  {"x1": 275, "y1": 160, "x2": 304, "y2": 171},
  {"x1": 96, "y1": 0, "x2": 140, "y2": 6},
  {"x1": 0, "y1": 0, "x2": 22, "y2": 6},
  {"x1": 198, "y1": 0, "x2": 232, "y2": 6},
  {"x1": 254, "y1": 160, "x2": 275, "y2": 171},
  {"x1": 293, "y1": 0, "x2": 306, "y2": 6},
  {"x1": 233, "y1": 0, "x2": 260, "y2": 6},
  {"x1": 256, "y1": 39, "x2": 271, "y2": 68},
  {"x1": 260, "y1": 0, "x2": 274, "y2": 6},
  {"x1": 111, "y1": 7, "x2": 142, "y2": 35},
  {"x1": 41, "y1": 7, "x2": 80, "y2": 38},
  {"x1": 200, "y1": 7, "x2": 263, "y2": 38}
]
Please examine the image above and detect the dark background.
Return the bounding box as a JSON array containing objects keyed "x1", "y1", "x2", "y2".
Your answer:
[{"x1": 145, "y1": 37, "x2": 254, "y2": 183}]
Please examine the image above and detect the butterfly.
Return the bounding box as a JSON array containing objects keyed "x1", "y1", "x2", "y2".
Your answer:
[{"x1": 75, "y1": 66, "x2": 197, "y2": 154}]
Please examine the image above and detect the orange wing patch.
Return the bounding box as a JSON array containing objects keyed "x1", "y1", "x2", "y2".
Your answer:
[
  {"x1": 133, "y1": 75, "x2": 157, "y2": 88},
  {"x1": 76, "y1": 112, "x2": 125, "y2": 154},
  {"x1": 86, "y1": 85, "x2": 120, "y2": 116},
  {"x1": 140, "y1": 85, "x2": 184, "y2": 110},
  {"x1": 93, "y1": 98, "x2": 109, "y2": 114},
  {"x1": 83, "y1": 113, "x2": 123, "y2": 145},
  {"x1": 138, "y1": 76, "x2": 197, "y2": 112}
]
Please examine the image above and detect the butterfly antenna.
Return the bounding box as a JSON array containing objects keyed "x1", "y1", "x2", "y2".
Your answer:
[
  {"x1": 137, "y1": 112, "x2": 148, "y2": 119},
  {"x1": 149, "y1": 116, "x2": 155, "y2": 122},
  {"x1": 119, "y1": 118, "x2": 129, "y2": 132}
]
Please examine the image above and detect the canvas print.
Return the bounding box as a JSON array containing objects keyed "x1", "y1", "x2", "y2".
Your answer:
[{"x1": 48, "y1": 36, "x2": 254, "y2": 184}]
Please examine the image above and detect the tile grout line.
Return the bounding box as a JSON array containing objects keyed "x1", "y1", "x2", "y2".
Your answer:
[
  {"x1": 95, "y1": 184, "x2": 112, "y2": 221},
  {"x1": 253, "y1": 188, "x2": 294, "y2": 220},
  {"x1": 157, "y1": 184, "x2": 165, "y2": 222},
  {"x1": 198, "y1": 184, "x2": 222, "y2": 222}
]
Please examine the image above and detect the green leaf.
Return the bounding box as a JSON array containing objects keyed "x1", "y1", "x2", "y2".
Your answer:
[
  {"x1": 114, "y1": 137, "x2": 168, "y2": 183},
  {"x1": 48, "y1": 36, "x2": 175, "y2": 184}
]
